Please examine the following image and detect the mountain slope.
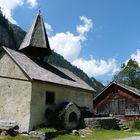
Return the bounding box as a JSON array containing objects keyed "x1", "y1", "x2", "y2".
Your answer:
[
  {"x1": 47, "y1": 51, "x2": 104, "y2": 94},
  {"x1": 10, "y1": 24, "x2": 26, "y2": 49},
  {"x1": 0, "y1": 12, "x2": 16, "y2": 49},
  {"x1": 0, "y1": 14, "x2": 104, "y2": 94}
]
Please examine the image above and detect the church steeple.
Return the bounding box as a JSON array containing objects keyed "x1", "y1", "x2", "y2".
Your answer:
[{"x1": 19, "y1": 10, "x2": 52, "y2": 59}]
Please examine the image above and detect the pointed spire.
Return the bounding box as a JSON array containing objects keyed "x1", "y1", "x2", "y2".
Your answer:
[{"x1": 19, "y1": 10, "x2": 52, "y2": 59}]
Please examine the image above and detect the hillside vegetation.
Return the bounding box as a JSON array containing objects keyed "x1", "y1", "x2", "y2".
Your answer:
[
  {"x1": 0, "y1": 11, "x2": 16, "y2": 49},
  {"x1": 0, "y1": 12, "x2": 104, "y2": 94}
]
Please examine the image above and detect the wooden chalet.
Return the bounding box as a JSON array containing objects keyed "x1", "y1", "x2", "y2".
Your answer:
[{"x1": 93, "y1": 82, "x2": 140, "y2": 121}]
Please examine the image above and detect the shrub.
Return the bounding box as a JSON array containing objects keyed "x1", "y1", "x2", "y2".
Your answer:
[{"x1": 132, "y1": 120, "x2": 140, "y2": 130}]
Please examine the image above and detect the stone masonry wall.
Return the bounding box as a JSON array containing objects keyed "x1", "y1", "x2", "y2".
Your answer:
[{"x1": 84, "y1": 117, "x2": 120, "y2": 129}]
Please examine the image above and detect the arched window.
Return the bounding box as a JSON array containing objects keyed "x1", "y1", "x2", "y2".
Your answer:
[{"x1": 69, "y1": 112, "x2": 77, "y2": 122}]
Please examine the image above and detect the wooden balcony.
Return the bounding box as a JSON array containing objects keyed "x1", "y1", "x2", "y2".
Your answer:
[{"x1": 125, "y1": 109, "x2": 140, "y2": 116}]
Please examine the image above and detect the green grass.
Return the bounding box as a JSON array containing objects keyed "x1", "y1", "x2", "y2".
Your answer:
[
  {"x1": 132, "y1": 120, "x2": 140, "y2": 130},
  {"x1": 52, "y1": 129, "x2": 140, "y2": 140},
  {"x1": 0, "y1": 129, "x2": 139, "y2": 140},
  {"x1": 36, "y1": 127, "x2": 57, "y2": 132},
  {"x1": 0, "y1": 135, "x2": 36, "y2": 140}
]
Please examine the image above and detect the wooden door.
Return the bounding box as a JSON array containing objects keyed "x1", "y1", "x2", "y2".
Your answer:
[
  {"x1": 109, "y1": 99, "x2": 118, "y2": 114},
  {"x1": 118, "y1": 99, "x2": 125, "y2": 115},
  {"x1": 109, "y1": 99, "x2": 125, "y2": 115}
]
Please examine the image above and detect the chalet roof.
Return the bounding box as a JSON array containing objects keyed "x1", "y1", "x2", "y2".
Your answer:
[
  {"x1": 94, "y1": 82, "x2": 140, "y2": 101},
  {"x1": 2, "y1": 47, "x2": 94, "y2": 92},
  {"x1": 19, "y1": 10, "x2": 51, "y2": 55},
  {"x1": 115, "y1": 82, "x2": 140, "y2": 96}
]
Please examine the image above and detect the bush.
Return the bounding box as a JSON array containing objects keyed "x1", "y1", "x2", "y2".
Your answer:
[{"x1": 132, "y1": 120, "x2": 140, "y2": 130}]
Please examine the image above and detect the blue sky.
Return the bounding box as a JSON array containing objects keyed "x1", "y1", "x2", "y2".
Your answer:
[{"x1": 0, "y1": 0, "x2": 140, "y2": 84}]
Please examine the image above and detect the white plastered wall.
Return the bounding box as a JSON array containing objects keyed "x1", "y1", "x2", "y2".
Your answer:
[
  {"x1": 30, "y1": 81, "x2": 93, "y2": 130},
  {"x1": 0, "y1": 53, "x2": 32, "y2": 132}
]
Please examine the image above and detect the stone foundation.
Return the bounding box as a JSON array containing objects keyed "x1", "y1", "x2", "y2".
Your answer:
[{"x1": 83, "y1": 117, "x2": 120, "y2": 129}]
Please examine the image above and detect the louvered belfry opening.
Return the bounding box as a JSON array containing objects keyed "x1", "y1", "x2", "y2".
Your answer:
[{"x1": 19, "y1": 10, "x2": 51, "y2": 61}]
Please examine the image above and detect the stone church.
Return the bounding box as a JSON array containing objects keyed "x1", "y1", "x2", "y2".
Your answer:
[{"x1": 0, "y1": 11, "x2": 94, "y2": 132}]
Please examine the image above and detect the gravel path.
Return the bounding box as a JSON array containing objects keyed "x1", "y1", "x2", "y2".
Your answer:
[{"x1": 114, "y1": 136, "x2": 140, "y2": 140}]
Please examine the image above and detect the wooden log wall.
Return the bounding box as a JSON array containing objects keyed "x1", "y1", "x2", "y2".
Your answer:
[{"x1": 94, "y1": 84, "x2": 140, "y2": 115}]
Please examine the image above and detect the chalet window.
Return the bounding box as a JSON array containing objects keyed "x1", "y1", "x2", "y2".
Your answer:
[{"x1": 45, "y1": 92, "x2": 55, "y2": 104}]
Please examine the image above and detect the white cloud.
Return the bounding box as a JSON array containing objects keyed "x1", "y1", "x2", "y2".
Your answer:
[
  {"x1": 44, "y1": 22, "x2": 53, "y2": 35},
  {"x1": 72, "y1": 58, "x2": 118, "y2": 77},
  {"x1": 0, "y1": 0, "x2": 38, "y2": 24},
  {"x1": 49, "y1": 16, "x2": 92, "y2": 62},
  {"x1": 49, "y1": 32, "x2": 81, "y2": 62},
  {"x1": 76, "y1": 16, "x2": 93, "y2": 35},
  {"x1": 1, "y1": 8, "x2": 17, "y2": 24},
  {"x1": 0, "y1": 0, "x2": 24, "y2": 24},
  {"x1": 27, "y1": 0, "x2": 37, "y2": 7},
  {"x1": 48, "y1": 16, "x2": 118, "y2": 78},
  {"x1": 131, "y1": 49, "x2": 140, "y2": 66}
]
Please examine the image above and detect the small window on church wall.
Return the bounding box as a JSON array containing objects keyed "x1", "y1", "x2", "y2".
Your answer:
[{"x1": 46, "y1": 92, "x2": 55, "y2": 104}]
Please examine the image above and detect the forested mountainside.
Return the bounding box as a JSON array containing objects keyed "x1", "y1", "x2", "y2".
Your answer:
[
  {"x1": 0, "y1": 12, "x2": 16, "y2": 49},
  {"x1": 47, "y1": 51, "x2": 104, "y2": 94},
  {"x1": 10, "y1": 24, "x2": 26, "y2": 49},
  {"x1": 0, "y1": 12, "x2": 104, "y2": 94}
]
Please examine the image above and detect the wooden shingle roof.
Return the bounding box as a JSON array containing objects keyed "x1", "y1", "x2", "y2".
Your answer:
[
  {"x1": 114, "y1": 82, "x2": 140, "y2": 96},
  {"x1": 19, "y1": 10, "x2": 51, "y2": 56},
  {"x1": 94, "y1": 82, "x2": 140, "y2": 101},
  {"x1": 3, "y1": 47, "x2": 94, "y2": 92}
]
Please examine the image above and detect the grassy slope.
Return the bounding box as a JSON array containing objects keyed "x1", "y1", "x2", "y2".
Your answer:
[
  {"x1": 1, "y1": 129, "x2": 139, "y2": 140},
  {"x1": 0, "y1": 135, "x2": 36, "y2": 140},
  {"x1": 52, "y1": 129, "x2": 139, "y2": 140}
]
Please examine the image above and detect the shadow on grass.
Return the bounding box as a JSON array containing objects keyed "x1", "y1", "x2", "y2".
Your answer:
[{"x1": 44, "y1": 129, "x2": 70, "y2": 139}]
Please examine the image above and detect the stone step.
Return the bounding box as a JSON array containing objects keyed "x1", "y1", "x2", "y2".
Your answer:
[
  {"x1": 122, "y1": 126, "x2": 130, "y2": 130},
  {"x1": 115, "y1": 119, "x2": 120, "y2": 123},
  {"x1": 118, "y1": 124, "x2": 125, "y2": 127},
  {"x1": 117, "y1": 122, "x2": 123, "y2": 125},
  {"x1": 118, "y1": 124, "x2": 129, "y2": 130},
  {"x1": 124, "y1": 129, "x2": 131, "y2": 132},
  {"x1": 115, "y1": 118, "x2": 130, "y2": 131}
]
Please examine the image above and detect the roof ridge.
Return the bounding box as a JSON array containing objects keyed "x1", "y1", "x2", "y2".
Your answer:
[
  {"x1": 94, "y1": 81, "x2": 140, "y2": 101},
  {"x1": 115, "y1": 82, "x2": 140, "y2": 94},
  {"x1": 1, "y1": 47, "x2": 94, "y2": 92}
]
